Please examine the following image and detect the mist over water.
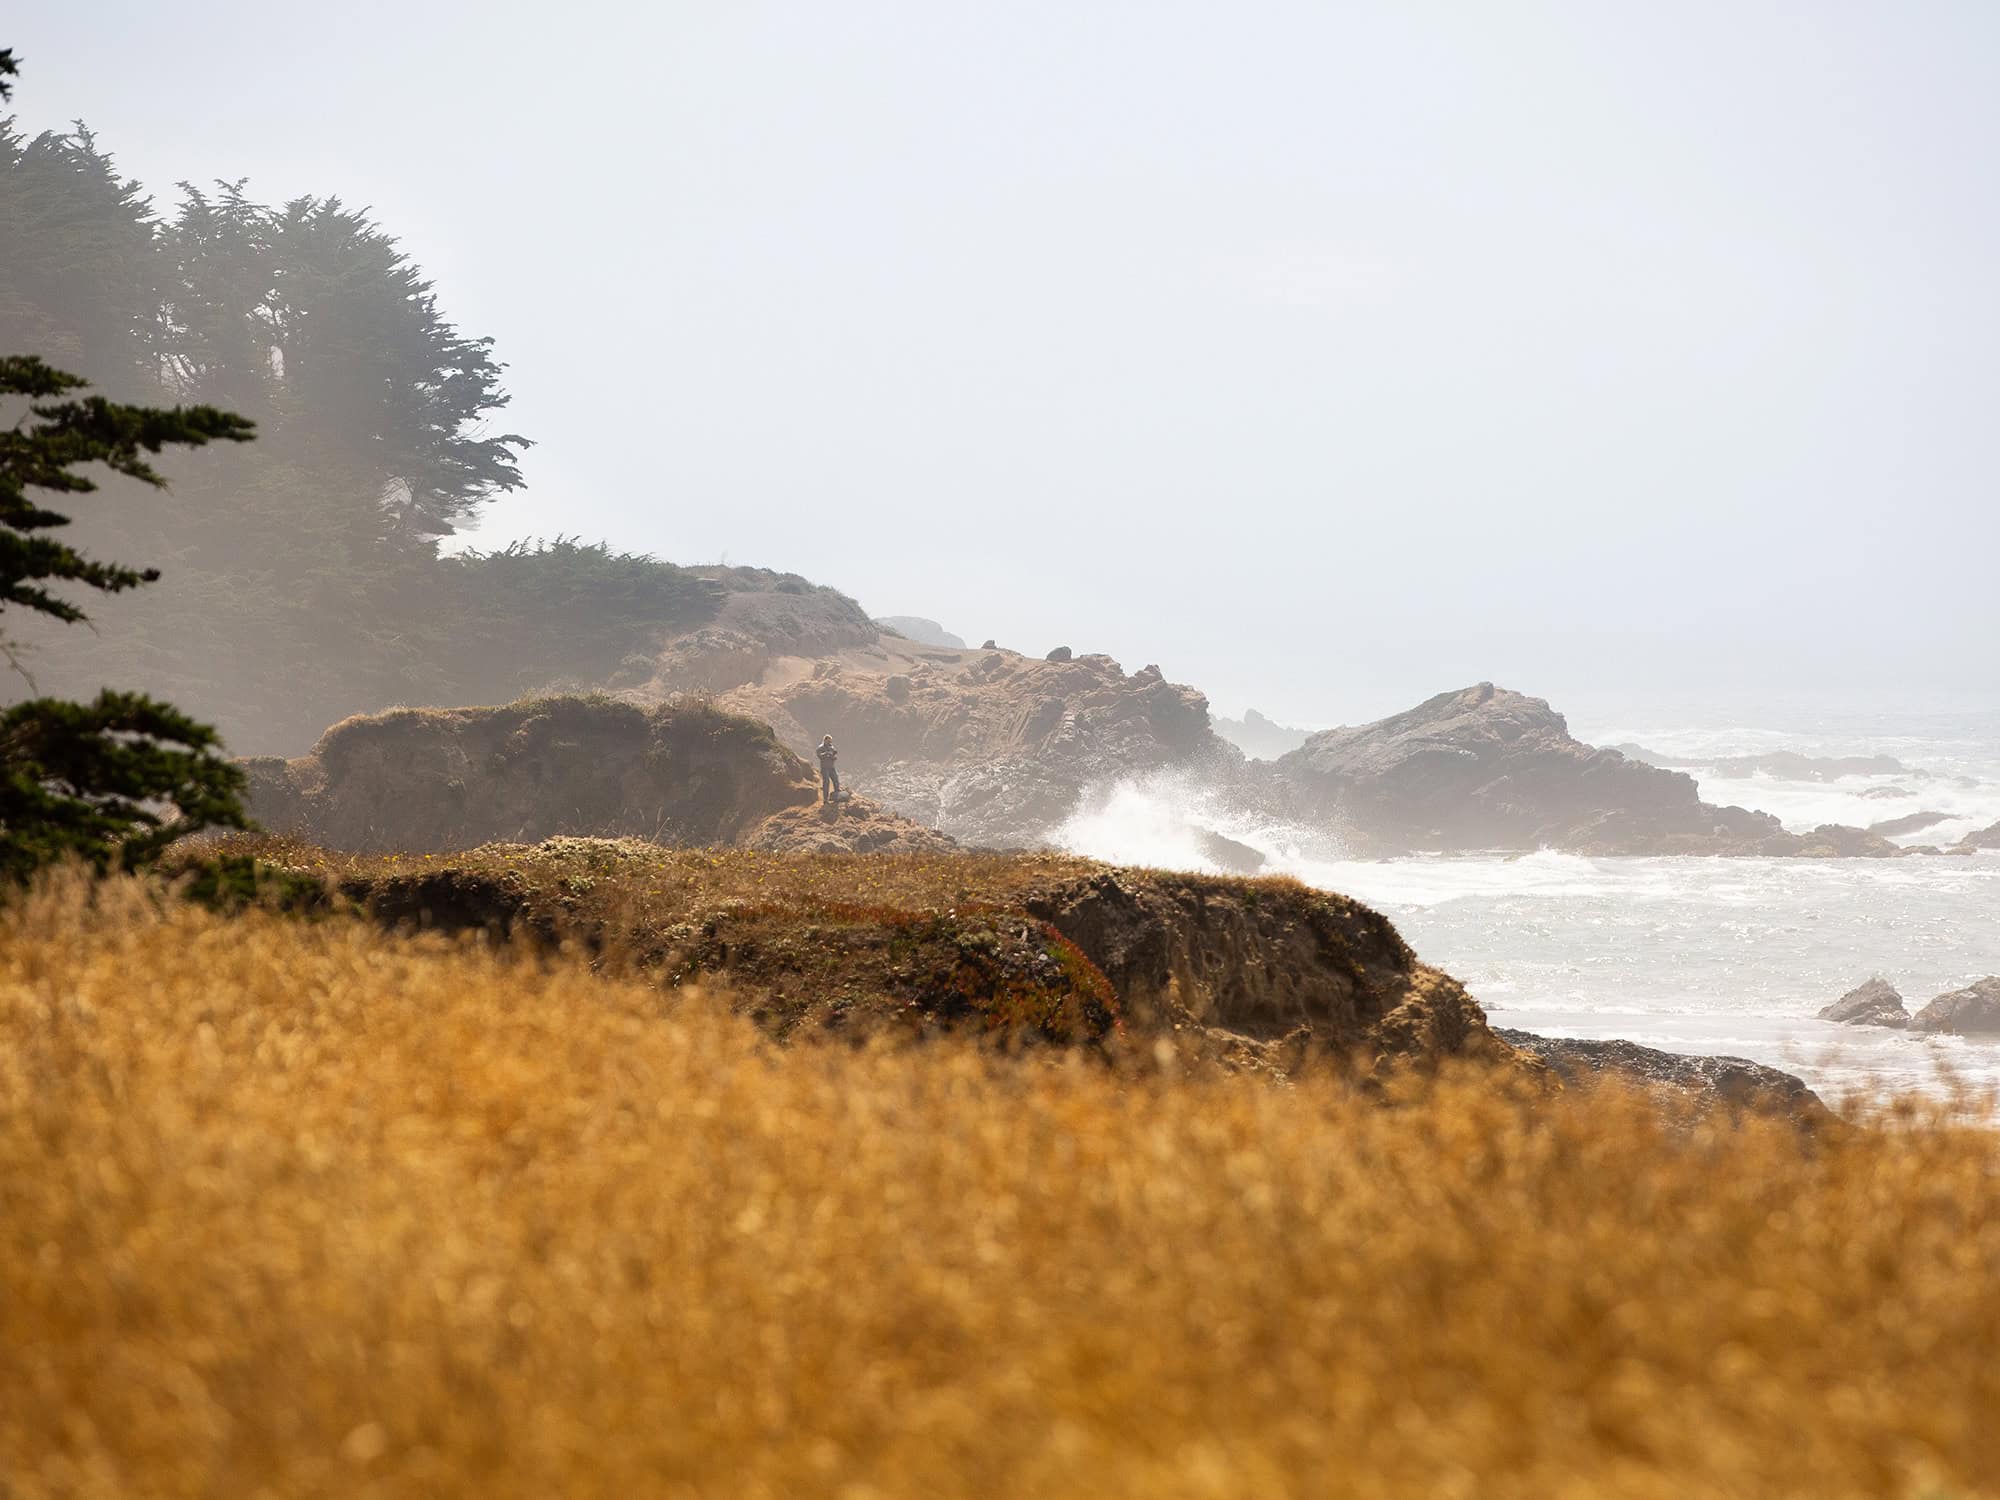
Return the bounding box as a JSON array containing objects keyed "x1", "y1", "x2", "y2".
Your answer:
[{"x1": 1054, "y1": 709, "x2": 2000, "y2": 1101}]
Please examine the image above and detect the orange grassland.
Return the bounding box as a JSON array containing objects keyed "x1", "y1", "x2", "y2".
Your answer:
[{"x1": 4, "y1": 872, "x2": 1999, "y2": 1499}]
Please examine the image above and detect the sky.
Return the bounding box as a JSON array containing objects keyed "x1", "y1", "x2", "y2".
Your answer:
[{"x1": 10, "y1": 2, "x2": 1999, "y2": 726}]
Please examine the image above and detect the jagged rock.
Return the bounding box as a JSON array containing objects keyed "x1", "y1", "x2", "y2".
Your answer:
[
  {"x1": 1028, "y1": 871, "x2": 1517, "y2": 1073},
  {"x1": 1817, "y1": 977, "x2": 1909, "y2": 1028},
  {"x1": 1958, "y1": 820, "x2": 2000, "y2": 851},
  {"x1": 874, "y1": 616, "x2": 966, "y2": 649},
  {"x1": 1868, "y1": 811, "x2": 1952, "y2": 838},
  {"x1": 1494, "y1": 1029, "x2": 1826, "y2": 1118},
  {"x1": 1045, "y1": 646, "x2": 1073, "y2": 663},
  {"x1": 1213, "y1": 708, "x2": 1313, "y2": 761},
  {"x1": 703, "y1": 644, "x2": 1223, "y2": 848},
  {"x1": 241, "y1": 696, "x2": 950, "y2": 856},
  {"x1": 1274, "y1": 683, "x2": 1848, "y2": 857},
  {"x1": 1912, "y1": 978, "x2": 2000, "y2": 1035}
]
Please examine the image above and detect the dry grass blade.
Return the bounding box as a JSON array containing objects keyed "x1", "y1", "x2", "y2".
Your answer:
[{"x1": 3, "y1": 871, "x2": 1998, "y2": 1497}]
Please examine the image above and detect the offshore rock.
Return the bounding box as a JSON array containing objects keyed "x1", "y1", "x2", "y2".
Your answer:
[
  {"x1": 1275, "y1": 683, "x2": 1895, "y2": 858},
  {"x1": 1912, "y1": 978, "x2": 2000, "y2": 1035},
  {"x1": 1817, "y1": 977, "x2": 1910, "y2": 1029}
]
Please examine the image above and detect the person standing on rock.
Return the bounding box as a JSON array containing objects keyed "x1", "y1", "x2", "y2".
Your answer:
[{"x1": 817, "y1": 735, "x2": 841, "y2": 803}]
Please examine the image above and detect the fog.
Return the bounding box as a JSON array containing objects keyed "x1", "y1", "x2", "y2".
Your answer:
[{"x1": 14, "y1": 1, "x2": 1998, "y2": 726}]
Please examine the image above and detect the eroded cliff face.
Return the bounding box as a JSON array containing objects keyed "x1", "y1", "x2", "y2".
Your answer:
[
  {"x1": 1023, "y1": 869, "x2": 1506, "y2": 1070},
  {"x1": 241, "y1": 697, "x2": 954, "y2": 856},
  {"x1": 1276, "y1": 683, "x2": 1898, "y2": 858}
]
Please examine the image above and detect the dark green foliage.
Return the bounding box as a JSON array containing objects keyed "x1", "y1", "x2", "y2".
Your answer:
[
  {"x1": 0, "y1": 690, "x2": 249, "y2": 879},
  {"x1": 258, "y1": 196, "x2": 529, "y2": 536},
  {"x1": 0, "y1": 354, "x2": 253, "y2": 626},
  {"x1": 175, "y1": 851, "x2": 328, "y2": 915},
  {"x1": 442, "y1": 536, "x2": 720, "y2": 686},
  {"x1": 0, "y1": 47, "x2": 254, "y2": 883},
  {"x1": 0, "y1": 55, "x2": 706, "y2": 760},
  {"x1": 0, "y1": 120, "x2": 162, "y2": 392}
]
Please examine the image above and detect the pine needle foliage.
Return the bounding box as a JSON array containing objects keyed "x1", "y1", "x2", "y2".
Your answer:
[
  {"x1": 0, "y1": 354, "x2": 252, "y2": 623},
  {"x1": 0, "y1": 52, "x2": 253, "y2": 880}
]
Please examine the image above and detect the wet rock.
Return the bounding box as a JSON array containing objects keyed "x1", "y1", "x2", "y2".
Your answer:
[
  {"x1": 1912, "y1": 977, "x2": 2000, "y2": 1035},
  {"x1": 1867, "y1": 811, "x2": 1952, "y2": 838},
  {"x1": 1958, "y1": 819, "x2": 2000, "y2": 851},
  {"x1": 1194, "y1": 828, "x2": 1266, "y2": 875},
  {"x1": 1276, "y1": 684, "x2": 1783, "y2": 856},
  {"x1": 1494, "y1": 1029, "x2": 1826, "y2": 1118},
  {"x1": 1817, "y1": 977, "x2": 1909, "y2": 1028}
]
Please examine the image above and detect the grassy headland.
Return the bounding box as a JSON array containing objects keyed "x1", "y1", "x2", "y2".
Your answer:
[{"x1": 3, "y1": 870, "x2": 1998, "y2": 1496}]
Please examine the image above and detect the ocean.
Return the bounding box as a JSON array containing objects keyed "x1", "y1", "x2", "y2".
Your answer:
[{"x1": 1054, "y1": 705, "x2": 2000, "y2": 1103}]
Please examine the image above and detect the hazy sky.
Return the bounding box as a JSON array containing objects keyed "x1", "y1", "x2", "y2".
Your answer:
[{"x1": 13, "y1": 2, "x2": 1998, "y2": 724}]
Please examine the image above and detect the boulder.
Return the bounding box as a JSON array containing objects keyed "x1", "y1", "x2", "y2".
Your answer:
[
  {"x1": 1817, "y1": 977, "x2": 1909, "y2": 1028},
  {"x1": 1912, "y1": 978, "x2": 2000, "y2": 1035},
  {"x1": 1494, "y1": 1030, "x2": 1826, "y2": 1118},
  {"x1": 1045, "y1": 646, "x2": 1074, "y2": 663}
]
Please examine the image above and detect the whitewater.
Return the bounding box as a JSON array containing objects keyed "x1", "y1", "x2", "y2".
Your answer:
[{"x1": 1055, "y1": 706, "x2": 2000, "y2": 1102}]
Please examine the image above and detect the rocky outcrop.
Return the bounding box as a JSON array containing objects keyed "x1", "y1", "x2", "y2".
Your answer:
[
  {"x1": 874, "y1": 616, "x2": 966, "y2": 649},
  {"x1": 1213, "y1": 708, "x2": 1313, "y2": 761},
  {"x1": 701, "y1": 649, "x2": 1225, "y2": 848},
  {"x1": 206, "y1": 836, "x2": 1519, "y2": 1074},
  {"x1": 1911, "y1": 978, "x2": 2000, "y2": 1035},
  {"x1": 242, "y1": 696, "x2": 951, "y2": 856},
  {"x1": 596, "y1": 561, "x2": 1237, "y2": 849},
  {"x1": 1494, "y1": 1029, "x2": 1826, "y2": 1118},
  {"x1": 746, "y1": 796, "x2": 960, "y2": 855},
  {"x1": 1867, "y1": 811, "x2": 1952, "y2": 838},
  {"x1": 1022, "y1": 870, "x2": 1515, "y2": 1071},
  {"x1": 1817, "y1": 977, "x2": 1909, "y2": 1028},
  {"x1": 1958, "y1": 820, "x2": 2000, "y2": 852},
  {"x1": 1276, "y1": 684, "x2": 1897, "y2": 857}
]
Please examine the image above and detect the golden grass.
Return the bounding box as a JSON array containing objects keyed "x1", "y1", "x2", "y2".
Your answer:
[
  {"x1": 5, "y1": 873, "x2": 2000, "y2": 1498},
  {"x1": 194, "y1": 829, "x2": 1127, "y2": 918}
]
